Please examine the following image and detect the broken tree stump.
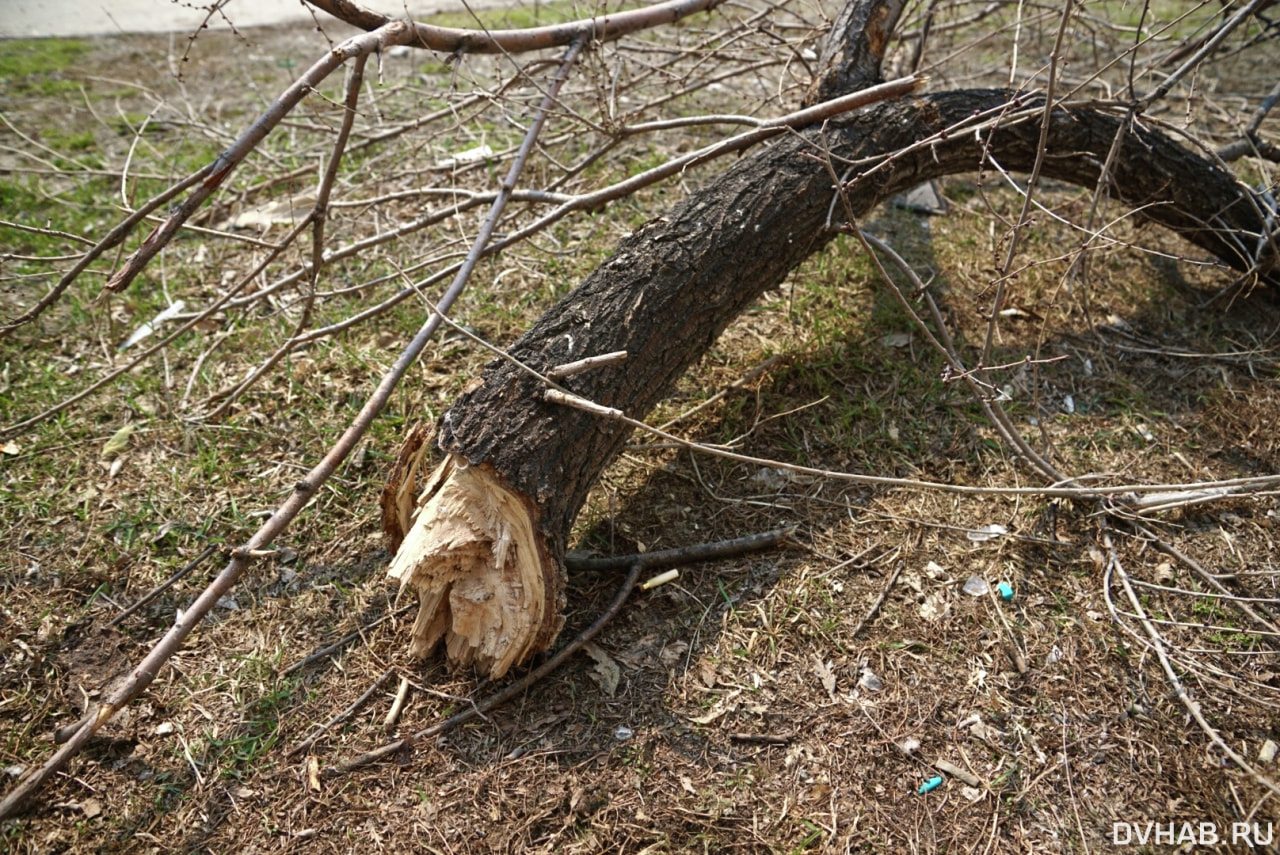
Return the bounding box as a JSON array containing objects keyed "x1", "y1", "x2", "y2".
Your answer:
[{"x1": 386, "y1": 16, "x2": 1276, "y2": 680}]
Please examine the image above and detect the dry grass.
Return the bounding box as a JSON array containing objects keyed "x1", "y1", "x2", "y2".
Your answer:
[{"x1": 3, "y1": 1, "x2": 1280, "y2": 852}]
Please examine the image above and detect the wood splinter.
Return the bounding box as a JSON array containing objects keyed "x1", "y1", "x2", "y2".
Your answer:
[
  {"x1": 546, "y1": 350, "x2": 627, "y2": 379},
  {"x1": 384, "y1": 676, "x2": 411, "y2": 733}
]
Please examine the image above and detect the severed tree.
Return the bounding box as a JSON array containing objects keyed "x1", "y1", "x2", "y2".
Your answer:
[
  {"x1": 381, "y1": 0, "x2": 1279, "y2": 677},
  {"x1": 1, "y1": 0, "x2": 1278, "y2": 818}
]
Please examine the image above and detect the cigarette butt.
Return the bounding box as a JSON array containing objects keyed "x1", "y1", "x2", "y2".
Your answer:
[
  {"x1": 933, "y1": 758, "x2": 982, "y2": 787},
  {"x1": 641, "y1": 569, "x2": 679, "y2": 590}
]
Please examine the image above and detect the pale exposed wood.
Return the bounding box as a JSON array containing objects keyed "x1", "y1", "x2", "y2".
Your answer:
[
  {"x1": 380, "y1": 421, "x2": 431, "y2": 553},
  {"x1": 387, "y1": 454, "x2": 561, "y2": 678}
]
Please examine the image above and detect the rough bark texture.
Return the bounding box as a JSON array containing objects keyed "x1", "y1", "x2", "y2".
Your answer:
[
  {"x1": 398, "y1": 90, "x2": 1275, "y2": 674},
  {"x1": 804, "y1": 0, "x2": 908, "y2": 103},
  {"x1": 442, "y1": 89, "x2": 1272, "y2": 535},
  {"x1": 390, "y1": 0, "x2": 910, "y2": 677}
]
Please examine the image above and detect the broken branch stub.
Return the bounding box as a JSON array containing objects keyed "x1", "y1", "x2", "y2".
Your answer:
[{"x1": 386, "y1": 454, "x2": 562, "y2": 678}]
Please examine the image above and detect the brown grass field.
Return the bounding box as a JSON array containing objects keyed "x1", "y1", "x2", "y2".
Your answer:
[{"x1": 2, "y1": 1, "x2": 1280, "y2": 851}]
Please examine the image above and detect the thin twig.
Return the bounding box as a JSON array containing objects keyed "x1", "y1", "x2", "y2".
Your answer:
[
  {"x1": 655, "y1": 354, "x2": 783, "y2": 432},
  {"x1": 1102, "y1": 527, "x2": 1280, "y2": 798},
  {"x1": 730, "y1": 732, "x2": 793, "y2": 744},
  {"x1": 384, "y1": 676, "x2": 411, "y2": 733},
  {"x1": 281, "y1": 604, "x2": 415, "y2": 677},
  {"x1": 1138, "y1": 524, "x2": 1280, "y2": 637},
  {"x1": 982, "y1": 0, "x2": 1075, "y2": 367},
  {"x1": 1, "y1": 183, "x2": 318, "y2": 440},
  {"x1": 546, "y1": 351, "x2": 628, "y2": 380},
  {"x1": 1217, "y1": 77, "x2": 1280, "y2": 161},
  {"x1": 204, "y1": 53, "x2": 368, "y2": 419},
  {"x1": 326, "y1": 561, "x2": 644, "y2": 776},
  {"x1": 986, "y1": 582, "x2": 1028, "y2": 675},
  {"x1": 104, "y1": 545, "x2": 219, "y2": 630},
  {"x1": 7, "y1": 71, "x2": 919, "y2": 441},
  {"x1": 854, "y1": 228, "x2": 1062, "y2": 481},
  {"x1": 306, "y1": 0, "x2": 725, "y2": 54},
  {"x1": 849, "y1": 561, "x2": 904, "y2": 638},
  {"x1": 481, "y1": 307, "x2": 1280, "y2": 501},
  {"x1": 287, "y1": 668, "x2": 395, "y2": 757},
  {"x1": 327, "y1": 527, "x2": 789, "y2": 773},
  {"x1": 1149, "y1": 0, "x2": 1273, "y2": 104},
  {"x1": 101, "y1": 24, "x2": 420, "y2": 296},
  {"x1": 565, "y1": 529, "x2": 795, "y2": 572},
  {"x1": 0, "y1": 165, "x2": 213, "y2": 340},
  {"x1": 0, "y1": 33, "x2": 589, "y2": 824}
]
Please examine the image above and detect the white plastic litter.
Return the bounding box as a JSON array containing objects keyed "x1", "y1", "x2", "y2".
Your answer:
[{"x1": 120, "y1": 300, "x2": 186, "y2": 350}]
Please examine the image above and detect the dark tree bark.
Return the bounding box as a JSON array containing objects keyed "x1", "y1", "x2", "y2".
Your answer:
[
  {"x1": 387, "y1": 8, "x2": 1277, "y2": 678},
  {"x1": 804, "y1": 0, "x2": 907, "y2": 103}
]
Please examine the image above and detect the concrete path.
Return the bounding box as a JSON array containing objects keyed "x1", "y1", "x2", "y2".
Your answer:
[{"x1": 1, "y1": 0, "x2": 481, "y2": 39}]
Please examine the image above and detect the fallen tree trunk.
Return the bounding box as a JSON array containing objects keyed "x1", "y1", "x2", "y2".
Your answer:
[{"x1": 386, "y1": 88, "x2": 1277, "y2": 677}]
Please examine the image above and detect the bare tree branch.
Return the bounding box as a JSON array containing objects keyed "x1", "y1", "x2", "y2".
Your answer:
[
  {"x1": 0, "y1": 33, "x2": 589, "y2": 823},
  {"x1": 305, "y1": 0, "x2": 728, "y2": 54}
]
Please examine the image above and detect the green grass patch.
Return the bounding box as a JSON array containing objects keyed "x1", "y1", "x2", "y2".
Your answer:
[
  {"x1": 0, "y1": 37, "x2": 93, "y2": 94},
  {"x1": 426, "y1": 0, "x2": 595, "y2": 30}
]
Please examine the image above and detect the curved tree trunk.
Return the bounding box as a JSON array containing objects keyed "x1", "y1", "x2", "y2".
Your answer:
[{"x1": 387, "y1": 84, "x2": 1276, "y2": 679}]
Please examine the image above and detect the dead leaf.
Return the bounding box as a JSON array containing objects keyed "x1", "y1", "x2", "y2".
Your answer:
[
  {"x1": 690, "y1": 689, "x2": 742, "y2": 725},
  {"x1": 307, "y1": 756, "x2": 321, "y2": 792},
  {"x1": 812, "y1": 656, "x2": 836, "y2": 696},
  {"x1": 617, "y1": 633, "x2": 661, "y2": 669},
  {"x1": 81, "y1": 798, "x2": 102, "y2": 819},
  {"x1": 100, "y1": 424, "x2": 134, "y2": 459},
  {"x1": 659, "y1": 640, "x2": 689, "y2": 668},
  {"x1": 1, "y1": 440, "x2": 18, "y2": 456},
  {"x1": 583, "y1": 642, "x2": 621, "y2": 697},
  {"x1": 920, "y1": 592, "x2": 950, "y2": 621}
]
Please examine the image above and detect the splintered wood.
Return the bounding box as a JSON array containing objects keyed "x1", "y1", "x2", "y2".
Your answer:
[
  {"x1": 386, "y1": 453, "x2": 561, "y2": 678},
  {"x1": 380, "y1": 421, "x2": 431, "y2": 553}
]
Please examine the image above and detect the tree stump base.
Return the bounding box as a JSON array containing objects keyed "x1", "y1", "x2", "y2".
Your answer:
[{"x1": 386, "y1": 453, "x2": 562, "y2": 678}]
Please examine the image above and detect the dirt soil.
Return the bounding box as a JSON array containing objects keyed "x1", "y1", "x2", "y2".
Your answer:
[{"x1": 3, "y1": 7, "x2": 1280, "y2": 854}]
